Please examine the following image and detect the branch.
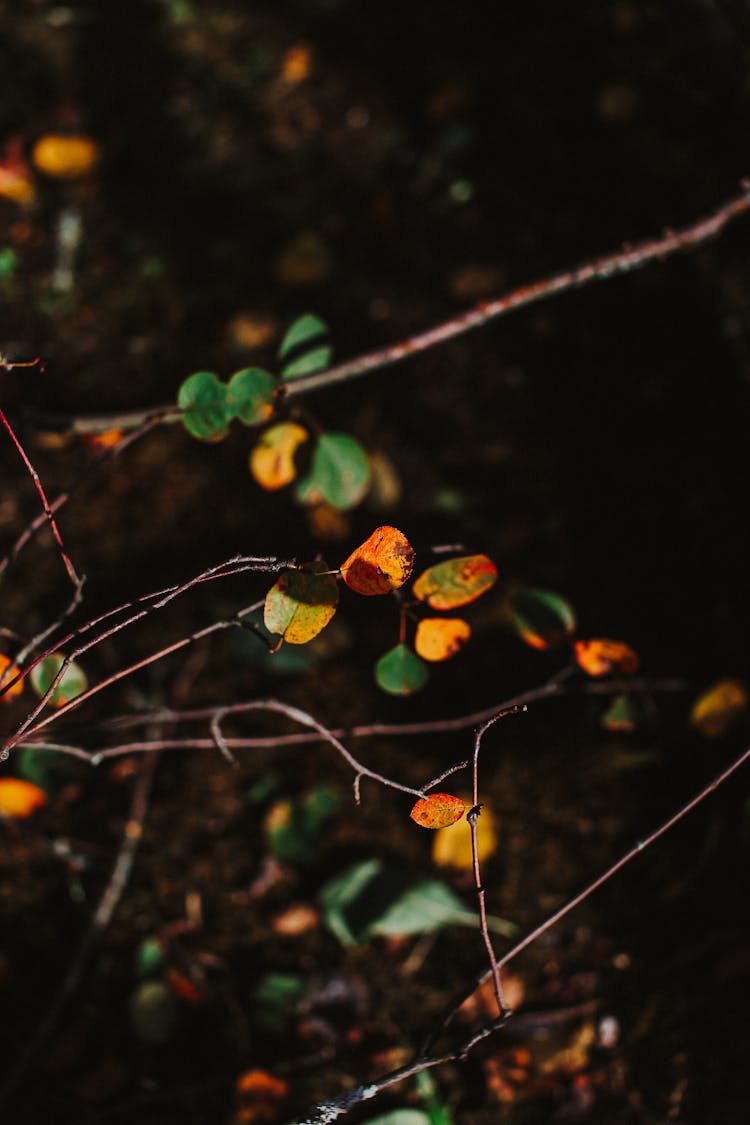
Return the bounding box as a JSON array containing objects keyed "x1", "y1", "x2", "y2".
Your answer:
[{"x1": 283, "y1": 184, "x2": 750, "y2": 397}]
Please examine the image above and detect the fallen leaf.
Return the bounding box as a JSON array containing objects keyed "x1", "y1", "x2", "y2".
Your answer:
[
  {"x1": 0, "y1": 778, "x2": 47, "y2": 818},
  {"x1": 340, "y1": 525, "x2": 415, "y2": 595},
  {"x1": 0, "y1": 653, "x2": 24, "y2": 700},
  {"x1": 32, "y1": 133, "x2": 100, "y2": 179},
  {"x1": 433, "y1": 797, "x2": 497, "y2": 866},
  {"x1": 690, "y1": 679, "x2": 748, "y2": 739}
]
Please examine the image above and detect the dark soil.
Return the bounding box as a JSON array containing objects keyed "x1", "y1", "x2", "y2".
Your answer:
[{"x1": 2, "y1": 2, "x2": 750, "y2": 1123}]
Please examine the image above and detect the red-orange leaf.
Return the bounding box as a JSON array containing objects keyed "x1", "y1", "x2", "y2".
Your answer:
[
  {"x1": 340, "y1": 525, "x2": 415, "y2": 596},
  {"x1": 0, "y1": 778, "x2": 46, "y2": 818},
  {"x1": 574, "y1": 638, "x2": 639, "y2": 677},
  {"x1": 0, "y1": 654, "x2": 24, "y2": 701},
  {"x1": 414, "y1": 617, "x2": 471, "y2": 661},
  {"x1": 410, "y1": 793, "x2": 466, "y2": 829},
  {"x1": 412, "y1": 554, "x2": 497, "y2": 610}
]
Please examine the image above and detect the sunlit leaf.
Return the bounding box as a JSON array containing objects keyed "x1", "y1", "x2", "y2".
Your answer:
[
  {"x1": 29, "y1": 653, "x2": 88, "y2": 707},
  {"x1": 226, "y1": 367, "x2": 276, "y2": 425},
  {"x1": 433, "y1": 798, "x2": 498, "y2": 869},
  {"x1": 601, "y1": 693, "x2": 639, "y2": 732},
  {"x1": 375, "y1": 643, "x2": 429, "y2": 695},
  {"x1": 414, "y1": 617, "x2": 471, "y2": 662},
  {"x1": 574, "y1": 638, "x2": 639, "y2": 677},
  {"x1": 264, "y1": 562, "x2": 339, "y2": 645},
  {"x1": 412, "y1": 555, "x2": 497, "y2": 610},
  {"x1": 410, "y1": 793, "x2": 465, "y2": 829},
  {"x1": 340, "y1": 525, "x2": 415, "y2": 596},
  {"x1": 0, "y1": 778, "x2": 47, "y2": 818},
  {"x1": 508, "y1": 588, "x2": 577, "y2": 650},
  {"x1": 249, "y1": 422, "x2": 308, "y2": 490},
  {"x1": 0, "y1": 653, "x2": 24, "y2": 700},
  {"x1": 177, "y1": 371, "x2": 231, "y2": 441},
  {"x1": 296, "y1": 433, "x2": 370, "y2": 510},
  {"x1": 31, "y1": 133, "x2": 100, "y2": 179},
  {"x1": 279, "y1": 313, "x2": 332, "y2": 379},
  {"x1": 690, "y1": 679, "x2": 748, "y2": 739}
]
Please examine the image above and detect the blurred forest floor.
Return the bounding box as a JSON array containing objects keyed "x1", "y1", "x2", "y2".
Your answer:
[{"x1": 2, "y1": 2, "x2": 750, "y2": 1122}]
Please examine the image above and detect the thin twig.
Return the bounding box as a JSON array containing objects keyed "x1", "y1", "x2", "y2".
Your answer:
[
  {"x1": 283, "y1": 185, "x2": 750, "y2": 397},
  {"x1": 0, "y1": 405, "x2": 82, "y2": 588}
]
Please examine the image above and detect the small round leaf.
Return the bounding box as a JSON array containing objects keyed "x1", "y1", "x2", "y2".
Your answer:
[
  {"x1": 264, "y1": 562, "x2": 339, "y2": 645},
  {"x1": 508, "y1": 588, "x2": 577, "y2": 650},
  {"x1": 375, "y1": 643, "x2": 428, "y2": 696},
  {"x1": 433, "y1": 797, "x2": 498, "y2": 867},
  {"x1": 226, "y1": 367, "x2": 276, "y2": 425},
  {"x1": 410, "y1": 793, "x2": 466, "y2": 830},
  {"x1": 340, "y1": 526, "x2": 415, "y2": 596},
  {"x1": 29, "y1": 653, "x2": 88, "y2": 707},
  {"x1": 250, "y1": 422, "x2": 309, "y2": 491},
  {"x1": 296, "y1": 433, "x2": 370, "y2": 511},
  {"x1": 412, "y1": 554, "x2": 497, "y2": 610},
  {"x1": 414, "y1": 617, "x2": 471, "y2": 662},
  {"x1": 279, "y1": 313, "x2": 332, "y2": 379},
  {"x1": 177, "y1": 371, "x2": 231, "y2": 441},
  {"x1": 601, "y1": 693, "x2": 639, "y2": 732}
]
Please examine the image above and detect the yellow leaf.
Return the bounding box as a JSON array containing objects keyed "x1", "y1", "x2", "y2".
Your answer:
[
  {"x1": 433, "y1": 797, "x2": 498, "y2": 868},
  {"x1": 0, "y1": 778, "x2": 46, "y2": 818},
  {"x1": 249, "y1": 423, "x2": 308, "y2": 491},
  {"x1": 414, "y1": 617, "x2": 471, "y2": 661},
  {"x1": 32, "y1": 134, "x2": 100, "y2": 179},
  {"x1": 690, "y1": 679, "x2": 748, "y2": 739}
]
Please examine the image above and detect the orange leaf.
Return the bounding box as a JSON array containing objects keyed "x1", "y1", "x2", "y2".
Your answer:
[
  {"x1": 340, "y1": 525, "x2": 415, "y2": 595},
  {"x1": 574, "y1": 638, "x2": 639, "y2": 677},
  {"x1": 0, "y1": 778, "x2": 46, "y2": 818},
  {"x1": 236, "y1": 1069, "x2": 289, "y2": 1100},
  {"x1": 0, "y1": 137, "x2": 35, "y2": 205},
  {"x1": 410, "y1": 793, "x2": 466, "y2": 829},
  {"x1": 0, "y1": 654, "x2": 24, "y2": 701},
  {"x1": 249, "y1": 422, "x2": 308, "y2": 491},
  {"x1": 82, "y1": 428, "x2": 124, "y2": 452},
  {"x1": 414, "y1": 616, "x2": 471, "y2": 661},
  {"x1": 412, "y1": 554, "x2": 497, "y2": 609},
  {"x1": 31, "y1": 133, "x2": 100, "y2": 179}
]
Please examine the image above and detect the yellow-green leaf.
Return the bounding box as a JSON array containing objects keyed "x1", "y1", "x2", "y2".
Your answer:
[
  {"x1": 264, "y1": 562, "x2": 339, "y2": 645},
  {"x1": 412, "y1": 554, "x2": 497, "y2": 610}
]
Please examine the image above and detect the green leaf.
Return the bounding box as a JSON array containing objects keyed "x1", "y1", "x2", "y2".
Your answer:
[
  {"x1": 279, "y1": 313, "x2": 332, "y2": 379},
  {"x1": 508, "y1": 588, "x2": 577, "y2": 650},
  {"x1": 29, "y1": 653, "x2": 88, "y2": 707},
  {"x1": 412, "y1": 555, "x2": 497, "y2": 610},
  {"x1": 375, "y1": 643, "x2": 428, "y2": 696},
  {"x1": 177, "y1": 371, "x2": 231, "y2": 441},
  {"x1": 318, "y1": 860, "x2": 514, "y2": 946},
  {"x1": 295, "y1": 433, "x2": 370, "y2": 511},
  {"x1": 416, "y1": 1072, "x2": 454, "y2": 1125},
  {"x1": 252, "y1": 973, "x2": 306, "y2": 1033},
  {"x1": 134, "y1": 937, "x2": 165, "y2": 979},
  {"x1": 264, "y1": 561, "x2": 339, "y2": 645},
  {"x1": 225, "y1": 367, "x2": 276, "y2": 425},
  {"x1": 263, "y1": 785, "x2": 340, "y2": 865}
]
